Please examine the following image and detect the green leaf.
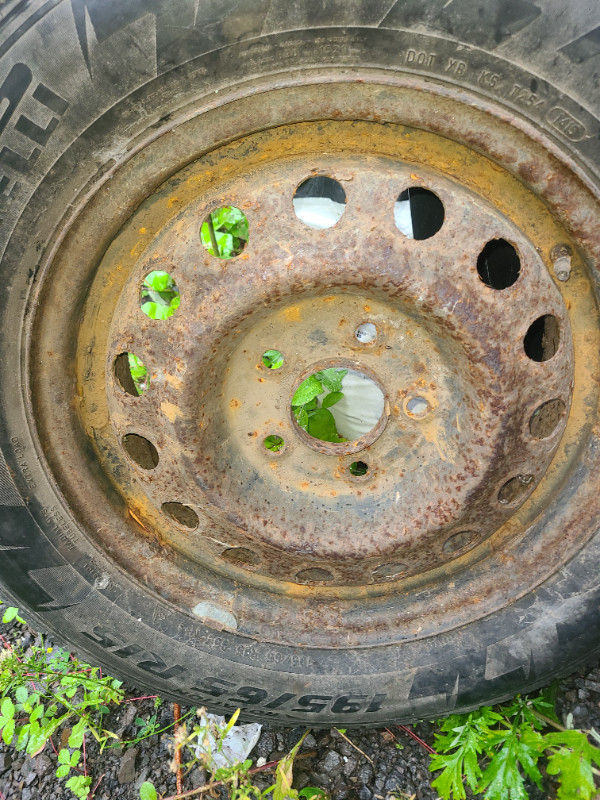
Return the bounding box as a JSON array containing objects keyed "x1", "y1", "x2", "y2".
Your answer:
[
  {"x1": 478, "y1": 725, "x2": 544, "y2": 800},
  {"x1": 307, "y1": 408, "x2": 342, "y2": 443},
  {"x1": 292, "y1": 374, "x2": 323, "y2": 406},
  {"x1": 315, "y1": 368, "x2": 347, "y2": 393},
  {"x1": 1, "y1": 697, "x2": 14, "y2": 720},
  {"x1": 58, "y1": 748, "x2": 71, "y2": 765},
  {"x1": 322, "y1": 391, "x2": 343, "y2": 409},
  {"x1": 15, "y1": 686, "x2": 28, "y2": 704},
  {"x1": 2, "y1": 606, "x2": 19, "y2": 623},
  {"x1": 56, "y1": 764, "x2": 70, "y2": 778},
  {"x1": 16, "y1": 725, "x2": 29, "y2": 750},
  {"x1": 70, "y1": 750, "x2": 81, "y2": 767},
  {"x1": 294, "y1": 407, "x2": 309, "y2": 430},
  {"x1": 299, "y1": 789, "x2": 327, "y2": 798},
  {"x1": 430, "y1": 709, "x2": 502, "y2": 800},
  {"x1": 29, "y1": 704, "x2": 44, "y2": 724},
  {"x1": 65, "y1": 774, "x2": 92, "y2": 800},
  {"x1": 140, "y1": 782, "x2": 158, "y2": 800},
  {"x1": 2, "y1": 718, "x2": 15, "y2": 745},
  {"x1": 68, "y1": 718, "x2": 86, "y2": 749},
  {"x1": 545, "y1": 730, "x2": 600, "y2": 800}
]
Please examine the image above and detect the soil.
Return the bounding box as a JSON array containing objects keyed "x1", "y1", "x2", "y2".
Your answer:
[{"x1": 1, "y1": 617, "x2": 599, "y2": 800}]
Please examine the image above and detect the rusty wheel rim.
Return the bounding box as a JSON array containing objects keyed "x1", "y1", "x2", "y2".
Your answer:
[{"x1": 30, "y1": 76, "x2": 600, "y2": 648}]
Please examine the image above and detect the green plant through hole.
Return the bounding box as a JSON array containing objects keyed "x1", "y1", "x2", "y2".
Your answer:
[
  {"x1": 264, "y1": 434, "x2": 284, "y2": 452},
  {"x1": 201, "y1": 206, "x2": 248, "y2": 259},
  {"x1": 128, "y1": 353, "x2": 149, "y2": 394},
  {"x1": 349, "y1": 460, "x2": 368, "y2": 476},
  {"x1": 140, "y1": 270, "x2": 180, "y2": 320},
  {"x1": 292, "y1": 368, "x2": 348, "y2": 443},
  {"x1": 262, "y1": 349, "x2": 285, "y2": 369}
]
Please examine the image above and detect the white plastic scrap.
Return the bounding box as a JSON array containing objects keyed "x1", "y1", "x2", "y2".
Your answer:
[{"x1": 194, "y1": 713, "x2": 262, "y2": 770}]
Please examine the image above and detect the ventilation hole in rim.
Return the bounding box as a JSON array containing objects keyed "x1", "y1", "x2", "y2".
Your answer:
[
  {"x1": 355, "y1": 322, "x2": 377, "y2": 343},
  {"x1": 477, "y1": 238, "x2": 521, "y2": 289},
  {"x1": 524, "y1": 315, "x2": 560, "y2": 362},
  {"x1": 498, "y1": 474, "x2": 534, "y2": 505},
  {"x1": 140, "y1": 270, "x2": 180, "y2": 320},
  {"x1": 349, "y1": 460, "x2": 368, "y2": 476},
  {"x1": 114, "y1": 352, "x2": 149, "y2": 396},
  {"x1": 529, "y1": 399, "x2": 567, "y2": 439},
  {"x1": 161, "y1": 502, "x2": 199, "y2": 529},
  {"x1": 122, "y1": 433, "x2": 159, "y2": 470},
  {"x1": 372, "y1": 562, "x2": 408, "y2": 581},
  {"x1": 293, "y1": 176, "x2": 346, "y2": 229},
  {"x1": 394, "y1": 187, "x2": 444, "y2": 240},
  {"x1": 442, "y1": 531, "x2": 480, "y2": 554},
  {"x1": 262, "y1": 349, "x2": 284, "y2": 370},
  {"x1": 200, "y1": 206, "x2": 248, "y2": 259},
  {"x1": 222, "y1": 547, "x2": 261, "y2": 568},
  {"x1": 295, "y1": 568, "x2": 334, "y2": 583},
  {"x1": 292, "y1": 367, "x2": 384, "y2": 443},
  {"x1": 264, "y1": 435, "x2": 284, "y2": 453}
]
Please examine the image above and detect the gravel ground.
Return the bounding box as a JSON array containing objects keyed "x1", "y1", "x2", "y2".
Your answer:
[{"x1": 1, "y1": 617, "x2": 599, "y2": 800}]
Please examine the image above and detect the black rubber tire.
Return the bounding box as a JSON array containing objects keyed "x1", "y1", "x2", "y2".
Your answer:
[{"x1": 1, "y1": 0, "x2": 600, "y2": 726}]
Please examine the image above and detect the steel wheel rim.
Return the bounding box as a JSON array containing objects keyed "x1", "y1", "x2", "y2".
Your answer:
[{"x1": 28, "y1": 74, "x2": 600, "y2": 648}]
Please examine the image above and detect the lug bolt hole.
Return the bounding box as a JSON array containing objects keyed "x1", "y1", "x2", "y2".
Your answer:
[
  {"x1": 355, "y1": 322, "x2": 377, "y2": 344},
  {"x1": 264, "y1": 435, "x2": 284, "y2": 453},
  {"x1": 349, "y1": 460, "x2": 368, "y2": 477},
  {"x1": 261, "y1": 349, "x2": 285, "y2": 370},
  {"x1": 405, "y1": 396, "x2": 430, "y2": 418}
]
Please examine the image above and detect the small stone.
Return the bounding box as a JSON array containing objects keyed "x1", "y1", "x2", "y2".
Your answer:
[
  {"x1": 134, "y1": 768, "x2": 149, "y2": 791},
  {"x1": 22, "y1": 788, "x2": 32, "y2": 800},
  {"x1": 34, "y1": 755, "x2": 52, "y2": 777},
  {"x1": 343, "y1": 756, "x2": 358, "y2": 776},
  {"x1": 25, "y1": 771, "x2": 37, "y2": 786},
  {"x1": 190, "y1": 768, "x2": 207, "y2": 789},
  {"x1": 303, "y1": 734, "x2": 317, "y2": 749},
  {"x1": 117, "y1": 747, "x2": 138, "y2": 784},
  {"x1": 0, "y1": 752, "x2": 12, "y2": 772},
  {"x1": 320, "y1": 751, "x2": 342, "y2": 774}
]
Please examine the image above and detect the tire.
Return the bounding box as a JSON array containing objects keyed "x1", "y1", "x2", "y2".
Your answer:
[{"x1": 1, "y1": 0, "x2": 600, "y2": 726}]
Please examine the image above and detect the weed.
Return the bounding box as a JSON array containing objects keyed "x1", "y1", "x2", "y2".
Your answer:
[
  {"x1": 430, "y1": 690, "x2": 600, "y2": 799},
  {"x1": 292, "y1": 368, "x2": 348, "y2": 442}
]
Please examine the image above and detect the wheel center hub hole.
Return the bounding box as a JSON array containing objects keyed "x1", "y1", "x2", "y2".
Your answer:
[{"x1": 291, "y1": 366, "x2": 386, "y2": 448}]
